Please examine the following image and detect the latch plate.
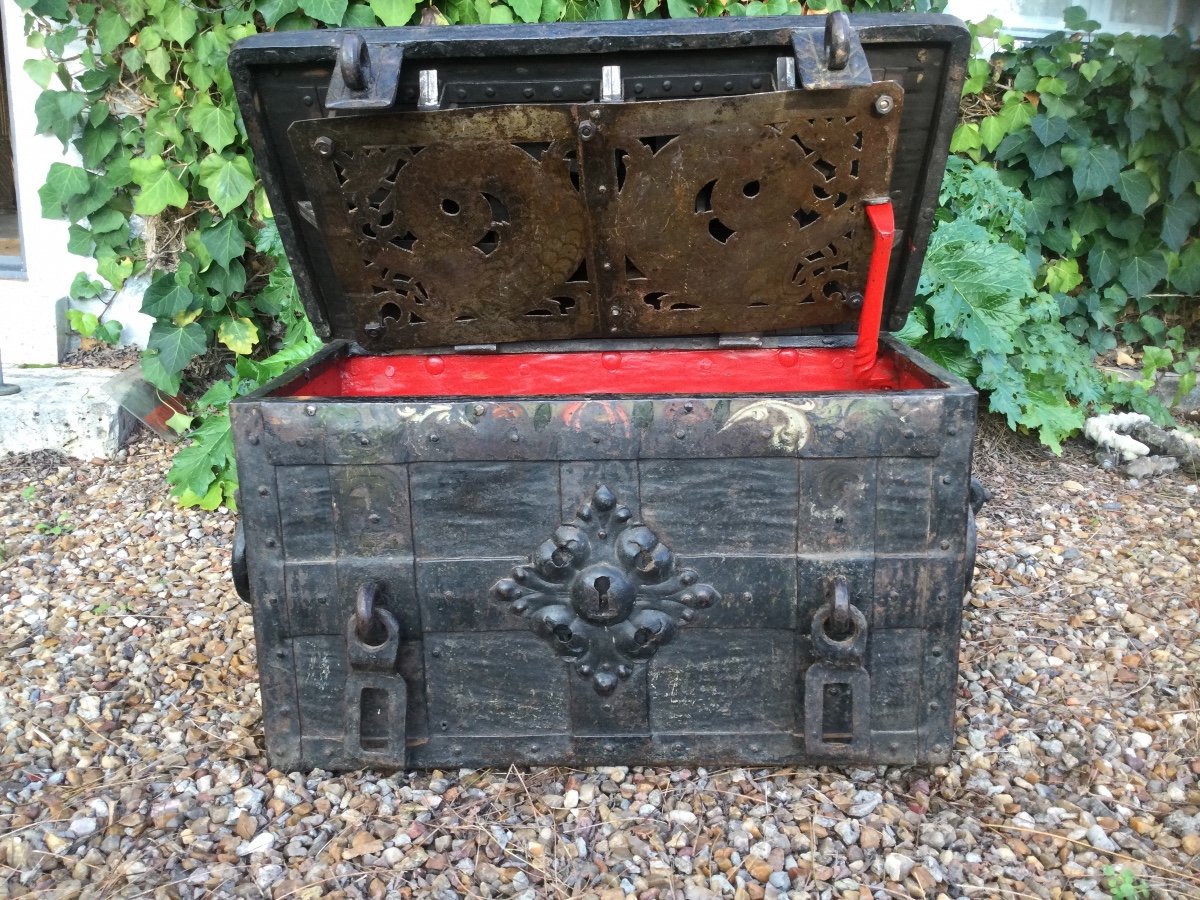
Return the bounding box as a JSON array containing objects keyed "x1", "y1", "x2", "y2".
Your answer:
[
  {"x1": 326, "y1": 32, "x2": 404, "y2": 111},
  {"x1": 792, "y1": 12, "x2": 873, "y2": 90}
]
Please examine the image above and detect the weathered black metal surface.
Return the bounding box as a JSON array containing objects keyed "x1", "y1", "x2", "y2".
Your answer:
[
  {"x1": 230, "y1": 334, "x2": 979, "y2": 770},
  {"x1": 230, "y1": 15, "x2": 969, "y2": 340},
  {"x1": 289, "y1": 75, "x2": 901, "y2": 349},
  {"x1": 229, "y1": 14, "x2": 977, "y2": 772}
]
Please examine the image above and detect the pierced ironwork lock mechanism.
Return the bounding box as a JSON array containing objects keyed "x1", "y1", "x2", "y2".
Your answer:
[
  {"x1": 344, "y1": 582, "x2": 408, "y2": 764},
  {"x1": 325, "y1": 32, "x2": 405, "y2": 111},
  {"x1": 805, "y1": 574, "x2": 871, "y2": 759},
  {"x1": 792, "y1": 12, "x2": 873, "y2": 90}
]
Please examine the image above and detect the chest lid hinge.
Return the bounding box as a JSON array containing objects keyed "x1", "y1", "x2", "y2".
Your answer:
[{"x1": 792, "y1": 12, "x2": 873, "y2": 90}]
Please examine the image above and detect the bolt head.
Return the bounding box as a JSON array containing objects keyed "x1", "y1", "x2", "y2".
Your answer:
[
  {"x1": 874, "y1": 94, "x2": 895, "y2": 115},
  {"x1": 313, "y1": 136, "x2": 334, "y2": 157}
]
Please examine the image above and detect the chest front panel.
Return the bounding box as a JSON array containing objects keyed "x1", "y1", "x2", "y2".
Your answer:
[{"x1": 234, "y1": 385, "x2": 974, "y2": 770}]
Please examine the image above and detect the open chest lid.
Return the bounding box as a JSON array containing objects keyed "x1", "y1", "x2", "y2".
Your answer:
[{"x1": 231, "y1": 14, "x2": 968, "y2": 354}]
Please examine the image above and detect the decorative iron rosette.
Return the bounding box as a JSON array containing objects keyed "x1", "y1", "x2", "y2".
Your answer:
[{"x1": 491, "y1": 485, "x2": 721, "y2": 695}]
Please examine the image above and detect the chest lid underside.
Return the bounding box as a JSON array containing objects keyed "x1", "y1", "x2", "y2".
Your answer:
[{"x1": 231, "y1": 14, "x2": 968, "y2": 353}]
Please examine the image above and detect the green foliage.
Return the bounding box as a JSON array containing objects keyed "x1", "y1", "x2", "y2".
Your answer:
[
  {"x1": 953, "y1": 9, "x2": 1200, "y2": 355},
  {"x1": 899, "y1": 156, "x2": 1106, "y2": 451},
  {"x1": 66, "y1": 309, "x2": 123, "y2": 345},
  {"x1": 1104, "y1": 866, "x2": 1150, "y2": 900},
  {"x1": 21, "y1": 0, "x2": 939, "y2": 507}
]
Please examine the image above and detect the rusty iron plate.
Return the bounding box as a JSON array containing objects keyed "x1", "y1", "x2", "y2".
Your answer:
[{"x1": 289, "y1": 82, "x2": 902, "y2": 350}]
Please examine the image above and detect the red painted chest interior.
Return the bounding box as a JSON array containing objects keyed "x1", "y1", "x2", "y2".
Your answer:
[{"x1": 275, "y1": 344, "x2": 944, "y2": 400}]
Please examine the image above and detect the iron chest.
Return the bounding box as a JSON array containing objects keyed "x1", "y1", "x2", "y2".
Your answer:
[{"x1": 228, "y1": 13, "x2": 974, "y2": 771}]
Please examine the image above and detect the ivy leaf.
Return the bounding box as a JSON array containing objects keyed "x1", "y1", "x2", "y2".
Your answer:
[
  {"x1": 1167, "y1": 149, "x2": 1200, "y2": 198},
  {"x1": 1118, "y1": 251, "x2": 1168, "y2": 298},
  {"x1": 217, "y1": 317, "x2": 260, "y2": 355},
  {"x1": 1062, "y1": 5, "x2": 1098, "y2": 32},
  {"x1": 949, "y1": 123, "x2": 981, "y2": 157},
  {"x1": 79, "y1": 120, "x2": 120, "y2": 168},
  {"x1": 299, "y1": 0, "x2": 349, "y2": 25},
  {"x1": 34, "y1": 90, "x2": 86, "y2": 147},
  {"x1": 158, "y1": 3, "x2": 199, "y2": 44},
  {"x1": 1025, "y1": 143, "x2": 1064, "y2": 179},
  {"x1": 70, "y1": 272, "x2": 105, "y2": 299},
  {"x1": 369, "y1": 0, "x2": 416, "y2": 23},
  {"x1": 505, "y1": 0, "x2": 539, "y2": 20},
  {"x1": 187, "y1": 99, "x2": 238, "y2": 154},
  {"x1": 666, "y1": 0, "x2": 698, "y2": 16},
  {"x1": 1029, "y1": 114, "x2": 1068, "y2": 147},
  {"x1": 88, "y1": 207, "x2": 126, "y2": 234},
  {"x1": 342, "y1": 3, "x2": 378, "y2": 25},
  {"x1": 257, "y1": 0, "x2": 300, "y2": 25},
  {"x1": 978, "y1": 116, "x2": 1008, "y2": 154},
  {"x1": 131, "y1": 155, "x2": 188, "y2": 215},
  {"x1": 198, "y1": 153, "x2": 256, "y2": 216},
  {"x1": 200, "y1": 217, "x2": 247, "y2": 270},
  {"x1": 1170, "y1": 242, "x2": 1200, "y2": 295},
  {"x1": 145, "y1": 46, "x2": 171, "y2": 81},
  {"x1": 1086, "y1": 238, "x2": 1121, "y2": 288},
  {"x1": 23, "y1": 58, "x2": 58, "y2": 89},
  {"x1": 166, "y1": 411, "x2": 196, "y2": 433},
  {"x1": 147, "y1": 321, "x2": 206, "y2": 376},
  {"x1": 38, "y1": 163, "x2": 90, "y2": 218},
  {"x1": 97, "y1": 253, "x2": 133, "y2": 290},
  {"x1": 1065, "y1": 143, "x2": 1122, "y2": 201},
  {"x1": 1078, "y1": 59, "x2": 1102, "y2": 82},
  {"x1": 1115, "y1": 168, "x2": 1154, "y2": 215},
  {"x1": 1160, "y1": 191, "x2": 1199, "y2": 253},
  {"x1": 141, "y1": 274, "x2": 196, "y2": 317},
  {"x1": 95, "y1": 9, "x2": 130, "y2": 54}
]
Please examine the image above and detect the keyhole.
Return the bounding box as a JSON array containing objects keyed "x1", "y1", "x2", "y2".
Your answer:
[{"x1": 595, "y1": 576, "x2": 611, "y2": 610}]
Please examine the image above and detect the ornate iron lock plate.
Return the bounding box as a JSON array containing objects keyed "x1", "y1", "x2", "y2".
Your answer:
[{"x1": 491, "y1": 484, "x2": 722, "y2": 695}]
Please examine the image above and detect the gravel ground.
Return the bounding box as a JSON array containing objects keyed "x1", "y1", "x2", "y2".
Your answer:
[{"x1": 0, "y1": 419, "x2": 1197, "y2": 900}]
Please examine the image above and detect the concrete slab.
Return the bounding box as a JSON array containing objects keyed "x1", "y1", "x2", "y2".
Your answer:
[{"x1": 0, "y1": 367, "x2": 136, "y2": 459}]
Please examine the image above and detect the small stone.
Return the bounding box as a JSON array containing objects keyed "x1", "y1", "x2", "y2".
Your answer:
[
  {"x1": 1182, "y1": 835, "x2": 1200, "y2": 855},
  {"x1": 1062, "y1": 480, "x2": 1086, "y2": 493},
  {"x1": 746, "y1": 858, "x2": 774, "y2": 883},
  {"x1": 236, "y1": 832, "x2": 275, "y2": 856},
  {"x1": 884, "y1": 853, "x2": 914, "y2": 883},
  {"x1": 859, "y1": 826, "x2": 881, "y2": 850},
  {"x1": 68, "y1": 817, "x2": 97, "y2": 838},
  {"x1": 563, "y1": 789, "x2": 580, "y2": 809},
  {"x1": 848, "y1": 790, "x2": 882, "y2": 818},
  {"x1": 669, "y1": 809, "x2": 698, "y2": 826},
  {"x1": 1130, "y1": 731, "x2": 1152, "y2": 750},
  {"x1": 343, "y1": 831, "x2": 385, "y2": 860}
]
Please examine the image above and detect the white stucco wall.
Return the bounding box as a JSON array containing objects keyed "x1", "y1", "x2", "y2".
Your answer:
[
  {"x1": 1, "y1": 0, "x2": 150, "y2": 367},
  {"x1": 2, "y1": 0, "x2": 73, "y2": 364}
]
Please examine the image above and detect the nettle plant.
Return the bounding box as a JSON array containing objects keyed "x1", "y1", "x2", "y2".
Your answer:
[
  {"x1": 24, "y1": 0, "x2": 937, "y2": 509},
  {"x1": 950, "y1": 9, "x2": 1199, "y2": 398},
  {"x1": 897, "y1": 156, "x2": 1108, "y2": 452}
]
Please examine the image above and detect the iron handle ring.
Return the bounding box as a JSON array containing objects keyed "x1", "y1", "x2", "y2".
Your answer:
[
  {"x1": 811, "y1": 601, "x2": 867, "y2": 662},
  {"x1": 830, "y1": 574, "x2": 850, "y2": 635},
  {"x1": 340, "y1": 32, "x2": 369, "y2": 92},
  {"x1": 825, "y1": 12, "x2": 851, "y2": 72},
  {"x1": 355, "y1": 582, "x2": 387, "y2": 647}
]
